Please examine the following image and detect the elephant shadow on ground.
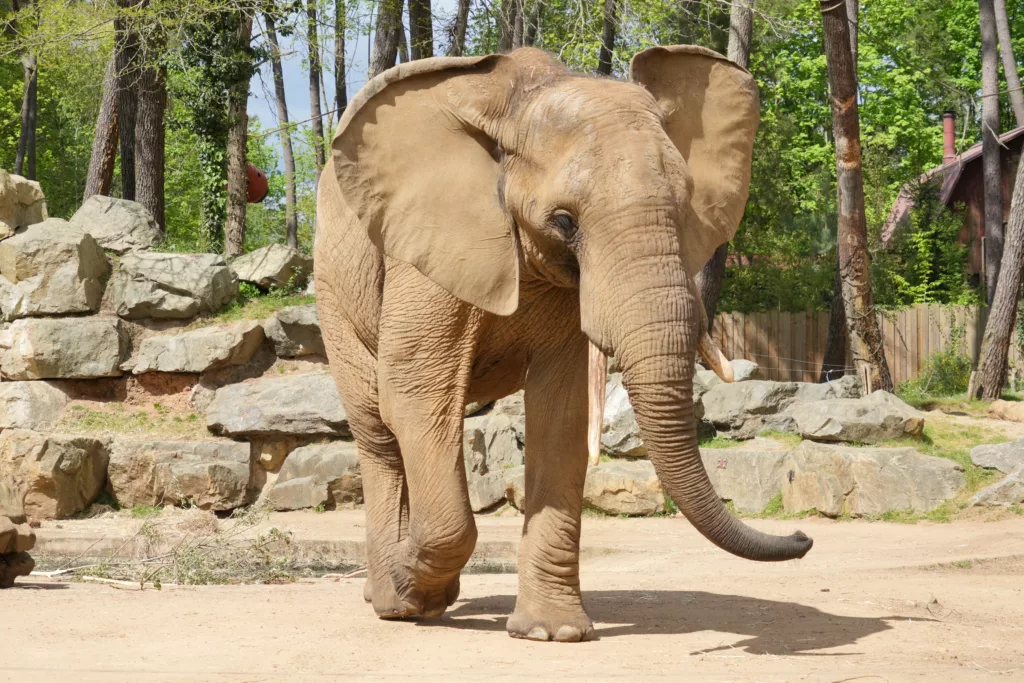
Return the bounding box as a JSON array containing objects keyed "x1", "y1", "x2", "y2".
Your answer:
[{"x1": 439, "y1": 590, "x2": 917, "y2": 655}]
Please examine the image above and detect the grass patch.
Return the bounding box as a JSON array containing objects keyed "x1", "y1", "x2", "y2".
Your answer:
[
  {"x1": 188, "y1": 293, "x2": 315, "y2": 329},
  {"x1": 129, "y1": 505, "x2": 164, "y2": 519},
  {"x1": 698, "y1": 435, "x2": 740, "y2": 449},
  {"x1": 756, "y1": 430, "x2": 805, "y2": 448},
  {"x1": 897, "y1": 390, "x2": 1021, "y2": 416},
  {"x1": 58, "y1": 403, "x2": 207, "y2": 438}
]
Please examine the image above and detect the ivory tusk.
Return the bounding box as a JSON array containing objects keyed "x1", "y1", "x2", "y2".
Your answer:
[
  {"x1": 698, "y1": 333, "x2": 734, "y2": 383},
  {"x1": 587, "y1": 341, "x2": 608, "y2": 467}
]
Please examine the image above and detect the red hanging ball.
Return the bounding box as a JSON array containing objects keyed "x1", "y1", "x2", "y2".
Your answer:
[{"x1": 247, "y1": 163, "x2": 269, "y2": 203}]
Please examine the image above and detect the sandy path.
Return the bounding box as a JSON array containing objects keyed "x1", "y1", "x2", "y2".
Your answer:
[{"x1": 4, "y1": 517, "x2": 1024, "y2": 682}]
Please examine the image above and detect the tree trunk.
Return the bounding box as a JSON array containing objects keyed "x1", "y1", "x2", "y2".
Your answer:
[
  {"x1": 84, "y1": 56, "x2": 119, "y2": 200},
  {"x1": 994, "y1": 0, "x2": 1024, "y2": 127},
  {"x1": 408, "y1": 0, "x2": 433, "y2": 59},
  {"x1": 512, "y1": 0, "x2": 523, "y2": 48},
  {"x1": 727, "y1": 0, "x2": 753, "y2": 68},
  {"x1": 335, "y1": 0, "x2": 348, "y2": 126},
  {"x1": 695, "y1": 0, "x2": 752, "y2": 331},
  {"x1": 115, "y1": 0, "x2": 141, "y2": 200},
  {"x1": 369, "y1": 0, "x2": 402, "y2": 79},
  {"x1": 266, "y1": 13, "x2": 299, "y2": 250},
  {"x1": 969, "y1": 149, "x2": 1024, "y2": 398},
  {"x1": 524, "y1": 0, "x2": 540, "y2": 46},
  {"x1": 450, "y1": 0, "x2": 471, "y2": 55},
  {"x1": 14, "y1": 51, "x2": 37, "y2": 180},
  {"x1": 820, "y1": 0, "x2": 892, "y2": 392},
  {"x1": 134, "y1": 57, "x2": 166, "y2": 232},
  {"x1": 224, "y1": 14, "x2": 253, "y2": 257},
  {"x1": 307, "y1": 0, "x2": 326, "y2": 173},
  {"x1": 819, "y1": 266, "x2": 849, "y2": 381},
  {"x1": 980, "y1": 0, "x2": 1003, "y2": 303},
  {"x1": 819, "y1": 0, "x2": 856, "y2": 381},
  {"x1": 398, "y1": 22, "x2": 409, "y2": 63},
  {"x1": 597, "y1": 0, "x2": 616, "y2": 75},
  {"x1": 498, "y1": 0, "x2": 518, "y2": 51}
]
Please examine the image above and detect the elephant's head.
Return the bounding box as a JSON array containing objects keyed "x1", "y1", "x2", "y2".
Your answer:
[{"x1": 332, "y1": 47, "x2": 812, "y2": 562}]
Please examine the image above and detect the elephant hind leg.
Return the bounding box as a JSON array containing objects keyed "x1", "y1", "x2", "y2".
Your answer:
[{"x1": 317, "y1": 278, "x2": 411, "y2": 617}]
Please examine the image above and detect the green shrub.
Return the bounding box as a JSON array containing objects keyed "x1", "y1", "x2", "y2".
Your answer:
[{"x1": 899, "y1": 324, "x2": 972, "y2": 397}]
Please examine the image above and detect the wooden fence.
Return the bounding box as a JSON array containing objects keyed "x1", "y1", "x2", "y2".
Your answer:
[{"x1": 711, "y1": 304, "x2": 1018, "y2": 386}]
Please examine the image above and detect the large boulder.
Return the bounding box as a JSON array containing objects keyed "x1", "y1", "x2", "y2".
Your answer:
[
  {"x1": 700, "y1": 446, "x2": 787, "y2": 513},
  {"x1": 0, "y1": 169, "x2": 47, "y2": 240},
  {"x1": 264, "y1": 304, "x2": 324, "y2": 357},
  {"x1": 463, "y1": 413, "x2": 524, "y2": 512},
  {"x1": 0, "y1": 219, "x2": 108, "y2": 321},
  {"x1": 490, "y1": 391, "x2": 525, "y2": 442},
  {"x1": 971, "y1": 439, "x2": 1024, "y2": 474},
  {"x1": 701, "y1": 376, "x2": 862, "y2": 439},
  {"x1": 778, "y1": 391, "x2": 924, "y2": 443},
  {"x1": 970, "y1": 469, "x2": 1024, "y2": 507},
  {"x1": 504, "y1": 465, "x2": 526, "y2": 510},
  {"x1": 107, "y1": 439, "x2": 253, "y2": 511},
  {"x1": 266, "y1": 441, "x2": 362, "y2": 511},
  {"x1": 584, "y1": 460, "x2": 665, "y2": 516},
  {"x1": 601, "y1": 373, "x2": 645, "y2": 458},
  {"x1": 230, "y1": 244, "x2": 312, "y2": 290},
  {"x1": 106, "y1": 251, "x2": 238, "y2": 319},
  {"x1": 69, "y1": 195, "x2": 161, "y2": 253},
  {"x1": 781, "y1": 441, "x2": 964, "y2": 517},
  {"x1": 130, "y1": 321, "x2": 264, "y2": 374},
  {"x1": 0, "y1": 430, "x2": 109, "y2": 520},
  {"x1": 988, "y1": 400, "x2": 1024, "y2": 423},
  {"x1": 207, "y1": 371, "x2": 349, "y2": 438},
  {"x1": 0, "y1": 317, "x2": 128, "y2": 380},
  {"x1": 0, "y1": 381, "x2": 67, "y2": 430}
]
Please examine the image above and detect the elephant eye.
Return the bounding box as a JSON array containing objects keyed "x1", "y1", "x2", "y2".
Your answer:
[{"x1": 552, "y1": 213, "x2": 578, "y2": 240}]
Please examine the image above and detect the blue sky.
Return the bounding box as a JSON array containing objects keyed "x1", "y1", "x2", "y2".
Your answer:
[{"x1": 247, "y1": 1, "x2": 459, "y2": 154}]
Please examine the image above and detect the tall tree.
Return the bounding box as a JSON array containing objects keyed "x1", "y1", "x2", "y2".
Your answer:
[
  {"x1": 334, "y1": 0, "x2": 348, "y2": 126},
  {"x1": 695, "y1": 0, "x2": 752, "y2": 331},
  {"x1": 450, "y1": 0, "x2": 470, "y2": 55},
  {"x1": 820, "y1": 0, "x2": 892, "y2": 392},
  {"x1": 84, "y1": 56, "x2": 120, "y2": 200},
  {"x1": 135, "y1": 41, "x2": 167, "y2": 231},
  {"x1": 819, "y1": 0, "x2": 857, "y2": 382},
  {"x1": 524, "y1": 0, "x2": 540, "y2": 46},
  {"x1": 369, "y1": 0, "x2": 401, "y2": 78},
  {"x1": 266, "y1": 12, "x2": 299, "y2": 249},
  {"x1": 994, "y1": 0, "x2": 1024, "y2": 127},
  {"x1": 115, "y1": 0, "x2": 142, "y2": 200},
  {"x1": 397, "y1": 20, "x2": 409, "y2": 62},
  {"x1": 307, "y1": 0, "x2": 327, "y2": 172},
  {"x1": 980, "y1": 0, "x2": 1003, "y2": 303},
  {"x1": 498, "y1": 0, "x2": 519, "y2": 51},
  {"x1": 224, "y1": 14, "x2": 253, "y2": 257},
  {"x1": 408, "y1": 0, "x2": 432, "y2": 59},
  {"x1": 969, "y1": 153, "x2": 1024, "y2": 399},
  {"x1": 12, "y1": 0, "x2": 37, "y2": 180},
  {"x1": 597, "y1": 0, "x2": 616, "y2": 76}
]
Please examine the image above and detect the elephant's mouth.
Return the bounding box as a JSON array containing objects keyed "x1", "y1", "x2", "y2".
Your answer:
[{"x1": 585, "y1": 331, "x2": 732, "y2": 466}]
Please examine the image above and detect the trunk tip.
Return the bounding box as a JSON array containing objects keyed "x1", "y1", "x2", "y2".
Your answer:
[{"x1": 788, "y1": 530, "x2": 813, "y2": 559}]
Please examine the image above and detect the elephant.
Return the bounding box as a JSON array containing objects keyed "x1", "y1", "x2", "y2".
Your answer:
[{"x1": 313, "y1": 45, "x2": 813, "y2": 642}]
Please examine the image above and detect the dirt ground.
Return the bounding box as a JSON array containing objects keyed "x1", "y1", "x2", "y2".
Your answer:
[{"x1": 4, "y1": 516, "x2": 1024, "y2": 682}]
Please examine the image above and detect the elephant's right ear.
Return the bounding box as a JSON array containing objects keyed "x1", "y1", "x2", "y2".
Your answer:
[{"x1": 331, "y1": 56, "x2": 520, "y2": 316}]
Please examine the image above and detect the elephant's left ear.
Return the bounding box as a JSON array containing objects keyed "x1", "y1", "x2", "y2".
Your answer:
[{"x1": 630, "y1": 45, "x2": 759, "y2": 276}]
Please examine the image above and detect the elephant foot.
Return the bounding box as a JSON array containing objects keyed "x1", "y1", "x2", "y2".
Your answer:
[
  {"x1": 370, "y1": 570, "x2": 461, "y2": 620},
  {"x1": 506, "y1": 604, "x2": 595, "y2": 642}
]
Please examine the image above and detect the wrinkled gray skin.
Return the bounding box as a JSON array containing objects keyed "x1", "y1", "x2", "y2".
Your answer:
[{"x1": 315, "y1": 47, "x2": 812, "y2": 642}]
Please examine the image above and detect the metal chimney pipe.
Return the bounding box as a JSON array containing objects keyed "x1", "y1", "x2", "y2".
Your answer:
[{"x1": 943, "y1": 110, "x2": 957, "y2": 163}]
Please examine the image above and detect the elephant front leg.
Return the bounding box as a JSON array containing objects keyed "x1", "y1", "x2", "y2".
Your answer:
[
  {"x1": 507, "y1": 331, "x2": 595, "y2": 642},
  {"x1": 377, "y1": 261, "x2": 483, "y2": 619}
]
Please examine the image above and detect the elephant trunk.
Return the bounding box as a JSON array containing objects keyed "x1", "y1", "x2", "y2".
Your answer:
[{"x1": 590, "y1": 248, "x2": 812, "y2": 562}]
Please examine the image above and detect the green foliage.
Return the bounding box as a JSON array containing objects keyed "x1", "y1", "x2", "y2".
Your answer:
[
  {"x1": 898, "y1": 324, "x2": 973, "y2": 398},
  {"x1": 874, "y1": 183, "x2": 979, "y2": 308}
]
